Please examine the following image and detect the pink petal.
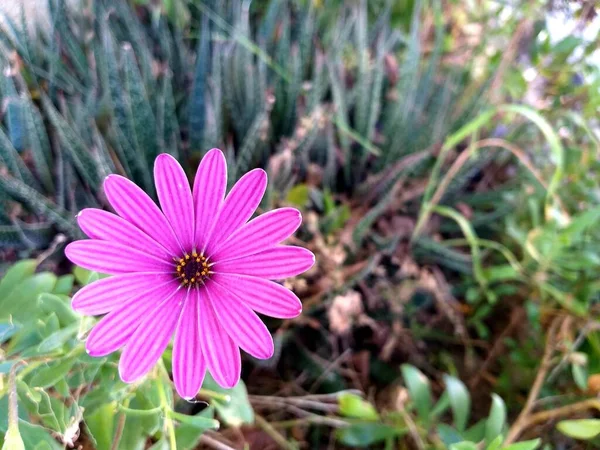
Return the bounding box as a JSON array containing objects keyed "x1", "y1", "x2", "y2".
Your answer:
[
  {"x1": 205, "y1": 169, "x2": 267, "y2": 254},
  {"x1": 85, "y1": 281, "x2": 178, "y2": 356},
  {"x1": 212, "y1": 246, "x2": 315, "y2": 279},
  {"x1": 198, "y1": 290, "x2": 241, "y2": 388},
  {"x1": 172, "y1": 289, "x2": 206, "y2": 399},
  {"x1": 119, "y1": 291, "x2": 185, "y2": 383},
  {"x1": 212, "y1": 273, "x2": 302, "y2": 319},
  {"x1": 65, "y1": 240, "x2": 172, "y2": 274},
  {"x1": 72, "y1": 272, "x2": 174, "y2": 315},
  {"x1": 193, "y1": 149, "x2": 227, "y2": 252},
  {"x1": 77, "y1": 209, "x2": 173, "y2": 260},
  {"x1": 205, "y1": 281, "x2": 274, "y2": 360},
  {"x1": 155, "y1": 154, "x2": 195, "y2": 251},
  {"x1": 210, "y1": 208, "x2": 302, "y2": 262},
  {"x1": 103, "y1": 174, "x2": 182, "y2": 255}
]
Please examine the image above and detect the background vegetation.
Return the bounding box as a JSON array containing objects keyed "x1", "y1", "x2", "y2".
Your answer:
[{"x1": 1, "y1": 0, "x2": 600, "y2": 448}]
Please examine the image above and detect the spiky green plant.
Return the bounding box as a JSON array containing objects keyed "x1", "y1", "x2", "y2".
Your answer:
[{"x1": 0, "y1": 0, "x2": 490, "y2": 251}]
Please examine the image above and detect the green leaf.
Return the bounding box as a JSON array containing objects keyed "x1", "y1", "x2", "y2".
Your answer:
[
  {"x1": 286, "y1": 184, "x2": 310, "y2": 207},
  {"x1": 73, "y1": 266, "x2": 92, "y2": 286},
  {"x1": 85, "y1": 403, "x2": 116, "y2": 450},
  {"x1": 498, "y1": 104, "x2": 564, "y2": 218},
  {"x1": 430, "y1": 392, "x2": 450, "y2": 419},
  {"x1": 5, "y1": 96, "x2": 25, "y2": 153},
  {"x1": 188, "y1": 15, "x2": 209, "y2": 150},
  {"x1": 52, "y1": 275, "x2": 74, "y2": 296},
  {"x1": 557, "y1": 419, "x2": 600, "y2": 440},
  {"x1": 336, "y1": 423, "x2": 405, "y2": 447},
  {"x1": 23, "y1": 99, "x2": 53, "y2": 193},
  {"x1": 29, "y1": 357, "x2": 77, "y2": 388},
  {"x1": 463, "y1": 419, "x2": 486, "y2": 442},
  {"x1": 173, "y1": 407, "x2": 216, "y2": 450},
  {"x1": 117, "y1": 390, "x2": 163, "y2": 450},
  {"x1": 168, "y1": 411, "x2": 219, "y2": 430},
  {"x1": 0, "y1": 323, "x2": 20, "y2": 345},
  {"x1": 0, "y1": 260, "x2": 37, "y2": 300},
  {"x1": 0, "y1": 221, "x2": 55, "y2": 250},
  {"x1": 101, "y1": 22, "x2": 150, "y2": 190},
  {"x1": 122, "y1": 44, "x2": 158, "y2": 165},
  {"x1": 73, "y1": 267, "x2": 106, "y2": 286},
  {"x1": 202, "y1": 375, "x2": 254, "y2": 427},
  {"x1": 13, "y1": 421, "x2": 61, "y2": 450},
  {"x1": 33, "y1": 443, "x2": 54, "y2": 450},
  {"x1": 486, "y1": 435, "x2": 504, "y2": 450},
  {"x1": 41, "y1": 96, "x2": 100, "y2": 189},
  {"x1": 401, "y1": 364, "x2": 432, "y2": 424},
  {"x1": 0, "y1": 273, "x2": 57, "y2": 322},
  {"x1": 38, "y1": 294, "x2": 78, "y2": 326},
  {"x1": 503, "y1": 439, "x2": 541, "y2": 450},
  {"x1": 437, "y1": 424, "x2": 464, "y2": 446},
  {"x1": 432, "y1": 206, "x2": 487, "y2": 293},
  {"x1": 117, "y1": 416, "x2": 153, "y2": 450},
  {"x1": 449, "y1": 442, "x2": 478, "y2": 450},
  {"x1": 36, "y1": 323, "x2": 78, "y2": 354},
  {"x1": 571, "y1": 355, "x2": 588, "y2": 390},
  {"x1": 0, "y1": 175, "x2": 74, "y2": 235},
  {"x1": 338, "y1": 393, "x2": 379, "y2": 420},
  {"x1": 485, "y1": 394, "x2": 506, "y2": 444},
  {"x1": 444, "y1": 375, "x2": 471, "y2": 432},
  {"x1": 0, "y1": 127, "x2": 36, "y2": 188}
]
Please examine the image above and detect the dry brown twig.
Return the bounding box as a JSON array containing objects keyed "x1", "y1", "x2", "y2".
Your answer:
[
  {"x1": 428, "y1": 268, "x2": 473, "y2": 370},
  {"x1": 429, "y1": 138, "x2": 567, "y2": 217},
  {"x1": 522, "y1": 398, "x2": 600, "y2": 430},
  {"x1": 489, "y1": 19, "x2": 534, "y2": 103},
  {"x1": 199, "y1": 432, "x2": 237, "y2": 450},
  {"x1": 503, "y1": 316, "x2": 564, "y2": 444},
  {"x1": 254, "y1": 415, "x2": 298, "y2": 450},
  {"x1": 396, "y1": 389, "x2": 426, "y2": 450},
  {"x1": 470, "y1": 306, "x2": 526, "y2": 389}
]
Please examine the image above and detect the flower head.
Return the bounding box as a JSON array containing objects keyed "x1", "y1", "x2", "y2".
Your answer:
[{"x1": 66, "y1": 150, "x2": 314, "y2": 397}]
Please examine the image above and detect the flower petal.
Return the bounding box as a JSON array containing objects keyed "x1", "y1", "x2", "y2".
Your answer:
[
  {"x1": 193, "y1": 149, "x2": 227, "y2": 252},
  {"x1": 198, "y1": 289, "x2": 241, "y2": 388},
  {"x1": 172, "y1": 289, "x2": 206, "y2": 399},
  {"x1": 205, "y1": 169, "x2": 267, "y2": 254},
  {"x1": 72, "y1": 272, "x2": 173, "y2": 315},
  {"x1": 210, "y1": 208, "x2": 302, "y2": 262},
  {"x1": 205, "y1": 281, "x2": 274, "y2": 360},
  {"x1": 119, "y1": 291, "x2": 185, "y2": 383},
  {"x1": 212, "y1": 246, "x2": 315, "y2": 279},
  {"x1": 103, "y1": 174, "x2": 182, "y2": 254},
  {"x1": 85, "y1": 281, "x2": 178, "y2": 356},
  {"x1": 78, "y1": 209, "x2": 173, "y2": 260},
  {"x1": 211, "y1": 273, "x2": 302, "y2": 319},
  {"x1": 155, "y1": 154, "x2": 195, "y2": 251},
  {"x1": 65, "y1": 240, "x2": 172, "y2": 274}
]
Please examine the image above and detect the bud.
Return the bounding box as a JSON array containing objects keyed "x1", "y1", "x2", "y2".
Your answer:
[{"x1": 2, "y1": 423, "x2": 25, "y2": 450}]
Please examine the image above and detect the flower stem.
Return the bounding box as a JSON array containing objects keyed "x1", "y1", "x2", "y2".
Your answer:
[
  {"x1": 199, "y1": 388, "x2": 231, "y2": 403},
  {"x1": 157, "y1": 361, "x2": 177, "y2": 450}
]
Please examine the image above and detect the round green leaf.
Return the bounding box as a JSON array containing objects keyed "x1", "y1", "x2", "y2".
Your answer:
[
  {"x1": 338, "y1": 393, "x2": 379, "y2": 420},
  {"x1": 557, "y1": 419, "x2": 600, "y2": 440},
  {"x1": 444, "y1": 375, "x2": 471, "y2": 432},
  {"x1": 485, "y1": 393, "x2": 506, "y2": 443},
  {"x1": 401, "y1": 364, "x2": 432, "y2": 424}
]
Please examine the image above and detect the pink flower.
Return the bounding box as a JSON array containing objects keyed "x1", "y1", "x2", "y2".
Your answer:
[{"x1": 65, "y1": 149, "x2": 314, "y2": 398}]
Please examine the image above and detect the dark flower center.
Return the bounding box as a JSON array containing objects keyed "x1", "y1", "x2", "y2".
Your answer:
[{"x1": 174, "y1": 252, "x2": 210, "y2": 287}]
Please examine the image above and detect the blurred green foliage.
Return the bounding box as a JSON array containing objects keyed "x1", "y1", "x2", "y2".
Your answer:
[{"x1": 0, "y1": 0, "x2": 488, "y2": 250}]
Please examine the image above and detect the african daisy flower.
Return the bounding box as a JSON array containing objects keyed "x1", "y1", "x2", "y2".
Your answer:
[{"x1": 65, "y1": 149, "x2": 314, "y2": 398}]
